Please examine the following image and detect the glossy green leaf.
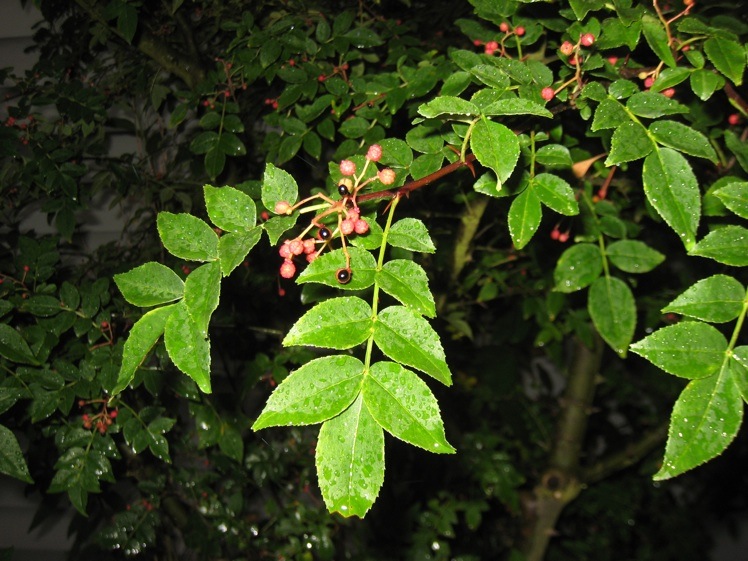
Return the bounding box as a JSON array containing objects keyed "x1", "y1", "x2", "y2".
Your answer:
[
  {"x1": 606, "y1": 121, "x2": 654, "y2": 165},
  {"x1": 261, "y1": 162, "x2": 299, "y2": 213},
  {"x1": 568, "y1": 0, "x2": 604, "y2": 20},
  {"x1": 553, "y1": 243, "x2": 603, "y2": 293},
  {"x1": 204, "y1": 146, "x2": 226, "y2": 179},
  {"x1": 379, "y1": 138, "x2": 414, "y2": 169},
  {"x1": 377, "y1": 260, "x2": 436, "y2": 318},
  {"x1": 732, "y1": 347, "x2": 748, "y2": 402},
  {"x1": 533, "y1": 173, "x2": 578, "y2": 216},
  {"x1": 470, "y1": 118, "x2": 520, "y2": 184},
  {"x1": 625, "y1": 92, "x2": 688, "y2": 118},
  {"x1": 374, "y1": 306, "x2": 451, "y2": 385},
  {"x1": 218, "y1": 228, "x2": 262, "y2": 276},
  {"x1": 591, "y1": 98, "x2": 629, "y2": 131},
  {"x1": 662, "y1": 274, "x2": 745, "y2": 323},
  {"x1": 184, "y1": 261, "x2": 221, "y2": 337},
  {"x1": 218, "y1": 134, "x2": 246, "y2": 157},
  {"x1": 297, "y1": 247, "x2": 377, "y2": 291},
  {"x1": 0, "y1": 324, "x2": 38, "y2": 365},
  {"x1": 689, "y1": 226, "x2": 748, "y2": 266},
  {"x1": 690, "y1": 69, "x2": 724, "y2": 101},
  {"x1": 114, "y1": 262, "x2": 184, "y2": 307},
  {"x1": 113, "y1": 304, "x2": 176, "y2": 395},
  {"x1": 164, "y1": 302, "x2": 212, "y2": 393},
  {"x1": 364, "y1": 362, "x2": 454, "y2": 453},
  {"x1": 654, "y1": 367, "x2": 742, "y2": 480},
  {"x1": 642, "y1": 13, "x2": 676, "y2": 68},
  {"x1": 724, "y1": 130, "x2": 748, "y2": 174},
  {"x1": 283, "y1": 297, "x2": 373, "y2": 350},
  {"x1": 535, "y1": 145, "x2": 573, "y2": 168},
  {"x1": 642, "y1": 148, "x2": 700, "y2": 250},
  {"x1": 588, "y1": 276, "x2": 636, "y2": 357},
  {"x1": 606, "y1": 240, "x2": 665, "y2": 273},
  {"x1": 630, "y1": 322, "x2": 727, "y2": 379},
  {"x1": 388, "y1": 218, "x2": 436, "y2": 253},
  {"x1": 199, "y1": 111, "x2": 221, "y2": 130},
  {"x1": 417, "y1": 96, "x2": 480, "y2": 118},
  {"x1": 222, "y1": 114, "x2": 245, "y2": 133},
  {"x1": 21, "y1": 295, "x2": 61, "y2": 317},
  {"x1": 263, "y1": 215, "x2": 298, "y2": 245},
  {"x1": 253, "y1": 355, "x2": 365, "y2": 429},
  {"x1": 204, "y1": 185, "x2": 257, "y2": 232},
  {"x1": 648, "y1": 121, "x2": 718, "y2": 162},
  {"x1": 157, "y1": 212, "x2": 219, "y2": 262},
  {"x1": 0, "y1": 424, "x2": 33, "y2": 483},
  {"x1": 316, "y1": 394, "x2": 384, "y2": 518},
  {"x1": 714, "y1": 181, "x2": 748, "y2": 219},
  {"x1": 703, "y1": 37, "x2": 745, "y2": 85},
  {"x1": 508, "y1": 187, "x2": 542, "y2": 250},
  {"x1": 482, "y1": 98, "x2": 553, "y2": 118}
]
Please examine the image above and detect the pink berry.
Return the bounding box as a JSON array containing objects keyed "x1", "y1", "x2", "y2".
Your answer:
[
  {"x1": 306, "y1": 253, "x2": 317, "y2": 263},
  {"x1": 302, "y1": 239, "x2": 316, "y2": 254},
  {"x1": 607, "y1": 56, "x2": 619, "y2": 65},
  {"x1": 558, "y1": 232, "x2": 569, "y2": 243},
  {"x1": 541, "y1": 87, "x2": 555, "y2": 101},
  {"x1": 499, "y1": 22, "x2": 509, "y2": 33},
  {"x1": 644, "y1": 76, "x2": 655, "y2": 89},
  {"x1": 560, "y1": 41, "x2": 574, "y2": 56},
  {"x1": 347, "y1": 206, "x2": 360, "y2": 220},
  {"x1": 662, "y1": 88, "x2": 675, "y2": 98},
  {"x1": 366, "y1": 144, "x2": 383, "y2": 162},
  {"x1": 354, "y1": 219, "x2": 369, "y2": 235},
  {"x1": 340, "y1": 219, "x2": 355, "y2": 235},
  {"x1": 378, "y1": 168, "x2": 396, "y2": 185},
  {"x1": 484, "y1": 41, "x2": 499, "y2": 55},
  {"x1": 288, "y1": 239, "x2": 304, "y2": 256},
  {"x1": 279, "y1": 242, "x2": 293, "y2": 259},
  {"x1": 515, "y1": 26, "x2": 525, "y2": 36},
  {"x1": 280, "y1": 260, "x2": 296, "y2": 279},
  {"x1": 580, "y1": 33, "x2": 595, "y2": 47},
  {"x1": 274, "y1": 200, "x2": 291, "y2": 214},
  {"x1": 473, "y1": 39, "x2": 483, "y2": 46},
  {"x1": 339, "y1": 159, "x2": 356, "y2": 176},
  {"x1": 728, "y1": 113, "x2": 741, "y2": 126}
]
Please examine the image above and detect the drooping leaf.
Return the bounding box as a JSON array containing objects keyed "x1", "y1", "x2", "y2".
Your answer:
[
  {"x1": 662, "y1": 275, "x2": 745, "y2": 323},
  {"x1": 553, "y1": 243, "x2": 603, "y2": 293},
  {"x1": 648, "y1": 120, "x2": 718, "y2": 162},
  {"x1": 591, "y1": 97, "x2": 629, "y2": 131},
  {"x1": 253, "y1": 355, "x2": 365, "y2": 430},
  {"x1": 642, "y1": 148, "x2": 700, "y2": 250},
  {"x1": 0, "y1": 324, "x2": 38, "y2": 365},
  {"x1": 508, "y1": 187, "x2": 542, "y2": 250},
  {"x1": 164, "y1": 302, "x2": 212, "y2": 393},
  {"x1": 703, "y1": 37, "x2": 745, "y2": 85},
  {"x1": 654, "y1": 367, "x2": 743, "y2": 480},
  {"x1": 641, "y1": 13, "x2": 676, "y2": 68},
  {"x1": 261, "y1": 162, "x2": 299, "y2": 213},
  {"x1": 714, "y1": 181, "x2": 748, "y2": 219},
  {"x1": 630, "y1": 322, "x2": 727, "y2": 379},
  {"x1": 588, "y1": 276, "x2": 636, "y2": 357},
  {"x1": 0, "y1": 424, "x2": 33, "y2": 483},
  {"x1": 626, "y1": 92, "x2": 688, "y2": 118},
  {"x1": 283, "y1": 297, "x2": 373, "y2": 349},
  {"x1": 417, "y1": 96, "x2": 480, "y2": 118},
  {"x1": 114, "y1": 262, "x2": 184, "y2": 307},
  {"x1": 606, "y1": 240, "x2": 665, "y2": 273},
  {"x1": 157, "y1": 213, "x2": 219, "y2": 262},
  {"x1": 184, "y1": 261, "x2": 222, "y2": 337},
  {"x1": 364, "y1": 362, "x2": 454, "y2": 453},
  {"x1": 606, "y1": 121, "x2": 654, "y2": 165},
  {"x1": 204, "y1": 185, "x2": 257, "y2": 232},
  {"x1": 689, "y1": 69, "x2": 724, "y2": 101},
  {"x1": 689, "y1": 225, "x2": 748, "y2": 266},
  {"x1": 373, "y1": 306, "x2": 451, "y2": 385},
  {"x1": 532, "y1": 173, "x2": 579, "y2": 216},
  {"x1": 218, "y1": 228, "x2": 262, "y2": 276},
  {"x1": 388, "y1": 218, "x2": 436, "y2": 253},
  {"x1": 377, "y1": 260, "x2": 436, "y2": 318},
  {"x1": 316, "y1": 394, "x2": 384, "y2": 517},
  {"x1": 297, "y1": 247, "x2": 377, "y2": 290},
  {"x1": 470, "y1": 118, "x2": 520, "y2": 184}
]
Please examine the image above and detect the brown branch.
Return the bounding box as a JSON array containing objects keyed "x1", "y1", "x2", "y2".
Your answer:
[{"x1": 724, "y1": 82, "x2": 748, "y2": 114}]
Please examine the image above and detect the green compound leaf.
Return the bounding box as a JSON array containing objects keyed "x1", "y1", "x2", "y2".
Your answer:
[
  {"x1": 113, "y1": 304, "x2": 176, "y2": 395},
  {"x1": 388, "y1": 218, "x2": 436, "y2": 253},
  {"x1": 703, "y1": 37, "x2": 745, "y2": 86},
  {"x1": 642, "y1": 148, "x2": 700, "y2": 250},
  {"x1": 470, "y1": 118, "x2": 520, "y2": 185},
  {"x1": 297, "y1": 246, "x2": 377, "y2": 291},
  {"x1": 373, "y1": 306, "x2": 452, "y2": 386},
  {"x1": 714, "y1": 181, "x2": 748, "y2": 219},
  {"x1": 732, "y1": 347, "x2": 748, "y2": 402},
  {"x1": 654, "y1": 366, "x2": 743, "y2": 480},
  {"x1": 648, "y1": 120, "x2": 718, "y2": 162},
  {"x1": 316, "y1": 394, "x2": 384, "y2": 518},
  {"x1": 606, "y1": 240, "x2": 665, "y2": 273},
  {"x1": 263, "y1": 215, "x2": 298, "y2": 245},
  {"x1": 588, "y1": 276, "x2": 636, "y2": 357},
  {"x1": 553, "y1": 243, "x2": 603, "y2": 293},
  {"x1": 417, "y1": 96, "x2": 480, "y2": 118},
  {"x1": 364, "y1": 361, "x2": 454, "y2": 453},
  {"x1": 157, "y1": 212, "x2": 219, "y2": 262},
  {"x1": 630, "y1": 322, "x2": 727, "y2": 379},
  {"x1": 184, "y1": 261, "x2": 221, "y2": 337},
  {"x1": 204, "y1": 185, "x2": 257, "y2": 232},
  {"x1": 164, "y1": 301, "x2": 212, "y2": 393},
  {"x1": 482, "y1": 98, "x2": 553, "y2": 118},
  {"x1": 689, "y1": 225, "x2": 748, "y2": 266},
  {"x1": 0, "y1": 424, "x2": 33, "y2": 483},
  {"x1": 0, "y1": 324, "x2": 39, "y2": 365},
  {"x1": 642, "y1": 13, "x2": 676, "y2": 68},
  {"x1": 252, "y1": 355, "x2": 365, "y2": 430},
  {"x1": 261, "y1": 162, "x2": 299, "y2": 213},
  {"x1": 377, "y1": 260, "x2": 436, "y2": 318},
  {"x1": 625, "y1": 92, "x2": 688, "y2": 119},
  {"x1": 663, "y1": 275, "x2": 745, "y2": 323},
  {"x1": 283, "y1": 297, "x2": 373, "y2": 350},
  {"x1": 532, "y1": 173, "x2": 579, "y2": 216},
  {"x1": 606, "y1": 121, "x2": 654, "y2": 166},
  {"x1": 508, "y1": 187, "x2": 542, "y2": 250},
  {"x1": 218, "y1": 227, "x2": 262, "y2": 276},
  {"x1": 114, "y1": 262, "x2": 184, "y2": 307}
]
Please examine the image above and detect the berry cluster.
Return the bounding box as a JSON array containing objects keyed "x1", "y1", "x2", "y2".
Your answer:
[
  {"x1": 79, "y1": 399, "x2": 118, "y2": 434},
  {"x1": 474, "y1": 22, "x2": 526, "y2": 57},
  {"x1": 274, "y1": 144, "x2": 392, "y2": 284}
]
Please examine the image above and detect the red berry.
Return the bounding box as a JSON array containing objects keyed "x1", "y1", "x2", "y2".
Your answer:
[
  {"x1": 378, "y1": 168, "x2": 396, "y2": 185},
  {"x1": 473, "y1": 39, "x2": 483, "y2": 46},
  {"x1": 643, "y1": 76, "x2": 655, "y2": 89},
  {"x1": 302, "y1": 239, "x2": 316, "y2": 254},
  {"x1": 274, "y1": 200, "x2": 291, "y2": 214},
  {"x1": 560, "y1": 41, "x2": 574, "y2": 56},
  {"x1": 279, "y1": 242, "x2": 293, "y2": 259},
  {"x1": 354, "y1": 219, "x2": 369, "y2": 235},
  {"x1": 288, "y1": 240, "x2": 304, "y2": 256},
  {"x1": 662, "y1": 88, "x2": 675, "y2": 98},
  {"x1": 341, "y1": 219, "x2": 355, "y2": 235},
  {"x1": 550, "y1": 228, "x2": 560, "y2": 240},
  {"x1": 22, "y1": 265, "x2": 30, "y2": 272},
  {"x1": 261, "y1": 211, "x2": 270, "y2": 221},
  {"x1": 558, "y1": 232, "x2": 570, "y2": 243},
  {"x1": 541, "y1": 87, "x2": 555, "y2": 101},
  {"x1": 580, "y1": 33, "x2": 595, "y2": 47},
  {"x1": 515, "y1": 26, "x2": 525, "y2": 36},
  {"x1": 484, "y1": 41, "x2": 499, "y2": 55},
  {"x1": 499, "y1": 22, "x2": 509, "y2": 33},
  {"x1": 339, "y1": 159, "x2": 356, "y2": 176},
  {"x1": 100, "y1": 321, "x2": 109, "y2": 329},
  {"x1": 318, "y1": 74, "x2": 327, "y2": 82},
  {"x1": 607, "y1": 56, "x2": 619, "y2": 65},
  {"x1": 306, "y1": 253, "x2": 317, "y2": 263},
  {"x1": 109, "y1": 410, "x2": 118, "y2": 418},
  {"x1": 728, "y1": 113, "x2": 742, "y2": 126},
  {"x1": 366, "y1": 144, "x2": 383, "y2": 162},
  {"x1": 279, "y1": 260, "x2": 296, "y2": 279}
]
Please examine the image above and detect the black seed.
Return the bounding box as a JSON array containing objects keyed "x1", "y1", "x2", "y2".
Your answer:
[
  {"x1": 338, "y1": 184, "x2": 350, "y2": 196},
  {"x1": 336, "y1": 268, "x2": 352, "y2": 284},
  {"x1": 318, "y1": 227, "x2": 331, "y2": 240}
]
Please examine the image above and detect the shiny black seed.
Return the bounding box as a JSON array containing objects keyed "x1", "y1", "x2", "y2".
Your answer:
[
  {"x1": 336, "y1": 268, "x2": 352, "y2": 284},
  {"x1": 318, "y1": 227, "x2": 331, "y2": 240},
  {"x1": 338, "y1": 184, "x2": 350, "y2": 196}
]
